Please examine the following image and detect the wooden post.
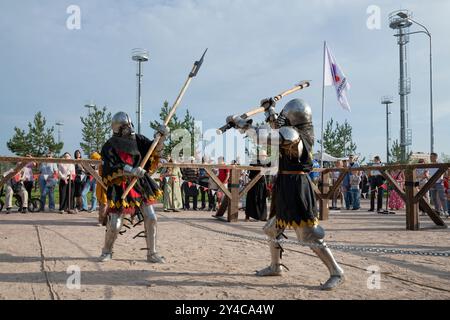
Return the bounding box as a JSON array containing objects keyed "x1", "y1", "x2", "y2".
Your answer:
[
  {"x1": 404, "y1": 169, "x2": 419, "y2": 230},
  {"x1": 319, "y1": 171, "x2": 330, "y2": 220},
  {"x1": 227, "y1": 168, "x2": 240, "y2": 222}
]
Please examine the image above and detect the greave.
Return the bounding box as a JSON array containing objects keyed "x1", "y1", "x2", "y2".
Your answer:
[
  {"x1": 269, "y1": 238, "x2": 282, "y2": 268},
  {"x1": 310, "y1": 241, "x2": 344, "y2": 277},
  {"x1": 102, "y1": 214, "x2": 123, "y2": 254},
  {"x1": 295, "y1": 227, "x2": 344, "y2": 277},
  {"x1": 142, "y1": 205, "x2": 158, "y2": 255},
  {"x1": 144, "y1": 215, "x2": 157, "y2": 255}
]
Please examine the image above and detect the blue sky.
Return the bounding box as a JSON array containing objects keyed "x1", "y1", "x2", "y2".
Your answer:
[{"x1": 0, "y1": 0, "x2": 449, "y2": 161}]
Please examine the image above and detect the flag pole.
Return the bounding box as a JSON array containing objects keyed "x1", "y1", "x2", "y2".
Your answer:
[{"x1": 320, "y1": 41, "x2": 326, "y2": 168}]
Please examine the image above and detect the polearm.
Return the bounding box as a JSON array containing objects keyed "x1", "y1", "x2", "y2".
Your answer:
[
  {"x1": 216, "y1": 80, "x2": 311, "y2": 134},
  {"x1": 121, "y1": 48, "x2": 208, "y2": 200}
]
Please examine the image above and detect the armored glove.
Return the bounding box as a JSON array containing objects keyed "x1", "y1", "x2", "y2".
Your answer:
[
  {"x1": 155, "y1": 124, "x2": 170, "y2": 138},
  {"x1": 124, "y1": 165, "x2": 146, "y2": 178},
  {"x1": 261, "y1": 98, "x2": 278, "y2": 126},
  {"x1": 226, "y1": 115, "x2": 253, "y2": 133}
]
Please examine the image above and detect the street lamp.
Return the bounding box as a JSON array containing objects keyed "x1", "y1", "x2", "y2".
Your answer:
[
  {"x1": 55, "y1": 121, "x2": 64, "y2": 144},
  {"x1": 84, "y1": 102, "x2": 96, "y2": 116},
  {"x1": 381, "y1": 96, "x2": 393, "y2": 163},
  {"x1": 84, "y1": 102, "x2": 96, "y2": 154},
  {"x1": 396, "y1": 12, "x2": 434, "y2": 154}
]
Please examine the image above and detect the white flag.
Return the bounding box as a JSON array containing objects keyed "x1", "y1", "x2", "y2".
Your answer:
[{"x1": 324, "y1": 43, "x2": 351, "y2": 111}]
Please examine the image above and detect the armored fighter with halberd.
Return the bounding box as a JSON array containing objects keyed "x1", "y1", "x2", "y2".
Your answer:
[
  {"x1": 99, "y1": 111, "x2": 169, "y2": 263},
  {"x1": 227, "y1": 97, "x2": 345, "y2": 290}
]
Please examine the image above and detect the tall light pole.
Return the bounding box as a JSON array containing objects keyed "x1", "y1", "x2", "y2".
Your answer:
[
  {"x1": 84, "y1": 102, "x2": 95, "y2": 116},
  {"x1": 132, "y1": 48, "x2": 149, "y2": 135},
  {"x1": 396, "y1": 12, "x2": 434, "y2": 154},
  {"x1": 84, "y1": 102, "x2": 96, "y2": 154},
  {"x1": 389, "y1": 10, "x2": 413, "y2": 162},
  {"x1": 55, "y1": 121, "x2": 64, "y2": 155},
  {"x1": 381, "y1": 96, "x2": 393, "y2": 163}
]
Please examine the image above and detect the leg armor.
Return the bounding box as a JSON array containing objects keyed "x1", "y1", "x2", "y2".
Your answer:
[
  {"x1": 256, "y1": 217, "x2": 287, "y2": 276},
  {"x1": 141, "y1": 204, "x2": 166, "y2": 263},
  {"x1": 295, "y1": 225, "x2": 344, "y2": 290},
  {"x1": 100, "y1": 213, "x2": 123, "y2": 262}
]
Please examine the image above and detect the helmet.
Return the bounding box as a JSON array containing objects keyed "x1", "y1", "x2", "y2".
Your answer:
[
  {"x1": 111, "y1": 112, "x2": 135, "y2": 137},
  {"x1": 278, "y1": 99, "x2": 312, "y2": 127}
]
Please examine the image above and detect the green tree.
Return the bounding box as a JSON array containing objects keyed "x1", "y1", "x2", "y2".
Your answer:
[
  {"x1": 7, "y1": 112, "x2": 63, "y2": 156},
  {"x1": 389, "y1": 139, "x2": 412, "y2": 164},
  {"x1": 80, "y1": 106, "x2": 112, "y2": 156},
  {"x1": 389, "y1": 139, "x2": 402, "y2": 163},
  {"x1": 182, "y1": 109, "x2": 202, "y2": 158},
  {"x1": 317, "y1": 119, "x2": 357, "y2": 158}
]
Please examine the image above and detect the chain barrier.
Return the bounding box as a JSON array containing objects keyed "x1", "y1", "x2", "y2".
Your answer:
[{"x1": 159, "y1": 213, "x2": 450, "y2": 257}]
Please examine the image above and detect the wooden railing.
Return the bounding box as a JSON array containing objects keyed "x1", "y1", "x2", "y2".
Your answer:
[
  {"x1": 315, "y1": 163, "x2": 449, "y2": 230},
  {"x1": 2, "y1": 156, "x2": 448, "y2": 231}
]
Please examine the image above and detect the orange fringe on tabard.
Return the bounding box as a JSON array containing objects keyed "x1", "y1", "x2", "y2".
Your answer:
[
  {"x1": 276, "y1": 217, "x2": 319, "y2": 229},
  {"x1": 107, "y1": 190, "x2": 163, "y2": 215}
]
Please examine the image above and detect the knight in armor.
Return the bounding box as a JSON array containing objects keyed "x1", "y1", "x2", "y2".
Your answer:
[
  {"x1": 99, "y1": 111, "x2": 169, "y2": 263},
  {"x1": 229, "y1": 98, "x2": 344, "y2": 290}
]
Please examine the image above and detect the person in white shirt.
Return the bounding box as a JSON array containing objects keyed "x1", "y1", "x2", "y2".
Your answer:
[{"x1": 429, "y1": 153, "x2": 448, "y2": 216}]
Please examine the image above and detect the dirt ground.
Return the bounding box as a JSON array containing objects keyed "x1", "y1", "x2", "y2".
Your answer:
[{"x1": 0, "y1": 199, "x2": 449, "y2": 300}]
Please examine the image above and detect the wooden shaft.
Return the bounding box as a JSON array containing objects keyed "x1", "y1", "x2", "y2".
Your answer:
[
  {"x1": 242, "y1": 81, "x2": 311, "y2": 119},
  {"x1": 121, "y1": 75, "x2": 195, "y2": 200}
]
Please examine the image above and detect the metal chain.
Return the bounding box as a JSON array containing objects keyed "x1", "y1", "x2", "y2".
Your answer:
[{"x1": 159, "y1": 213, "x2": 450, "y2": 257}]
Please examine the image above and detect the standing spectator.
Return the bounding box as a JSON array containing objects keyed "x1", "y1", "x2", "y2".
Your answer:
[
  {"x1": 368, "y1": 156, "x2": 385, "y2": 213},
  {"x1": 416, "y1": 158, "x2": 430, "y2": 215},
  {"x1": 444, "y1": 169, "x2": 450, "y2": 217},
  {"x1": 212, "y1": 156, "x2": 231, "y2": 218},
  {"x1": 81, "y1": 152, "x2": 98, "y2": 212},
  {"x1": 245, "y1": 151, "x2": 269, "y2": 221},
  {"x1": 39, "y1": 152, "x2": 58, "y2": 212},
  {"x1": 341, "y1": 159, "x2": 351, "y2": 210},
  {"x1": 349, "y1": 169, "x2": 361, "y2": 210},
  {"x1": 3, "y1": 169, "x2": 28, "y2": 214},
  {"x1": 429, "y1": 153, "x2": 448, "y2": 217},
  {"x1": 343, "y1": 155, "x2": 359, "y2": 210},
  {"x1": 58, "y1": 152, "x2": 76, "y2": 214},
  {"x1": 181, "y1": 157, "x2": 199, "y2": 210},
  {"x1": 207, "y1": 158, "x2": 219, "y2": 211},
  {"x1": 309, "y1": 158, "x2": 321, "y2": 185},
  {"x1": 198, "y1": 157, "x2": 210, "y2": 210},
  {"x1": 360, "y1": 171, "x2": 369, "y2": 199},
  {"x1": 73, "y1": 150, "x2": 86, "y2": 211},
  {"x1": 22, "y1": 155, "x2": 36, "y2": 198},
  {"x1": 162, "y1": 157, "x2": 183, "y2": 212},
  {"x1": 388, "y1": 169, "x2": 405, "y2": 210},
  {"x1": 331, "y1": 160, "x2": 344, "y2": 210}
]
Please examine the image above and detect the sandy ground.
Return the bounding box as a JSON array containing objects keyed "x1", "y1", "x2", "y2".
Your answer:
[{"x1": 0, "y1": 199, "x2": 449, "y2": 300}]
